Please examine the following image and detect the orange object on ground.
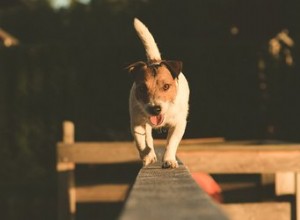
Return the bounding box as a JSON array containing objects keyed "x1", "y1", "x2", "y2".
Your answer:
[{"x1": 192, "y1": 172, "x2": 223, "y2": 202}]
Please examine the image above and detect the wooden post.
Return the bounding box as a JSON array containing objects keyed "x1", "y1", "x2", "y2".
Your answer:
[
  {"x1": 57, "y1": 121, "x2": 76, "y2": 220},
  {"x1": 296, "y1": 173, "x2": 300, "y2": 220},
  {"x1": 275, "y1": 172, "x2": 295, "y2": 195}
]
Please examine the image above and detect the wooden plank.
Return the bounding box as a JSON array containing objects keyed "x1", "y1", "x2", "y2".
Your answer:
[
  {"x1": 221, "y1": 202, "x2": 290, "y2": 220},
  {"x1": 57, "y1": 142, "x2": 139, "y2": 164},
  {"x1": 57, "y1": 138, "x2": 224, "y2": 164},
  {"x1": 179, "y1": 140, "x2": 300, "y2": 151},
  {"x1": 76, "y1": 184, "x2": 130, "y2": 202},
  {"x1": 154, "y1": 137, "x2": 225, "y2": 145},
  {"x1": 275, "y1": 172, "x2": 295, "y2": 195},
  {"x1": 58, "y1": 140, "x2": 300, "y2": 170},
  {"x1": 296, "y1": 173, "x2": 300, "y2": 220},
  {"x1": 178, "y1": 150, "x2": 300, "y2": 173},
  {"x1": 178, "y1": 145, "x2": 300, "y2": 173},
  {"x1": 119, "y1": 148, "x2": 228, "y2": 220}
]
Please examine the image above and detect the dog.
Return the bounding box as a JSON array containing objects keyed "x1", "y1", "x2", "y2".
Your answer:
[{"x1": 127, "y1": 18, "x2": 190, "y2": 168}]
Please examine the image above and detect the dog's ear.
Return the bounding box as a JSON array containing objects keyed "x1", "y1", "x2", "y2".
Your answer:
[
  {"x1": 126, "y1": 61, "x2": 146, "y2": 78},
  {"x1": 161, "y1": 60, "x2": 182, "y2": 79}
]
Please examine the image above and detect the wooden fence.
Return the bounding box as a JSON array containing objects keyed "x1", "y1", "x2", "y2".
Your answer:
[{"x1": 57, "y1": 121, "x2": 300, "y2": 220}]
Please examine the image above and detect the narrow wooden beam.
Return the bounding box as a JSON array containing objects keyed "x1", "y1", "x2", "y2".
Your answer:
[{"x1": 119, "y1": 148, "x2": 228, "y2": 220}]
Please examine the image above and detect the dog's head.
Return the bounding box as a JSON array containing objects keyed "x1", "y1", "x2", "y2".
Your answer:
[{"x1": 127, "y1": 60, "x2": 182, "y2": 127}]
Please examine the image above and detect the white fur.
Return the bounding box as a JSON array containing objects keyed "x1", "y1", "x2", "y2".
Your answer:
[
  {"x1": 129, "y1": 18, "x2": 189, "y2": 168},
  {"x1": 134, "y1": 18, "x2": 161, "y2": 61}
]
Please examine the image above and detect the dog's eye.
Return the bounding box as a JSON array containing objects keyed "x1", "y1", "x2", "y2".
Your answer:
[
  {"x1": 163, "y1": 84, "x2": 170, "y2": 91},
  {"x1": 138, "y1": 84, "x2": 147, "y2": 93}
]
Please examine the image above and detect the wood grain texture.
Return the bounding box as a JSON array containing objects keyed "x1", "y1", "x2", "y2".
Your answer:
[
  {"x1": 221, "y1": 202, "x2": 290, "y2": 220},
  {"x1": 154, "y1": 137, "x2": 225, "y2": 145},
  {"x1": 296, "y1": 173, "x2": 300, "y2": 220},
  {"x1": 76, "y1": 184, "x2": 130, "y2": 202},
  {"x1": 57, "y1": 142, "x2": 139, "y2": 164},
  {"x1": 57, "y1": 138, "x2": 224, "y2": 164},
  {"x1": 275, "y1": 172, "x2": 296, "y2": 195},
  {"x1": 178, "y1": 141, "x2": 300, "y2": 173},
  {"x1": 119, "y1": 148, "x2": 229, "y2": 220}
]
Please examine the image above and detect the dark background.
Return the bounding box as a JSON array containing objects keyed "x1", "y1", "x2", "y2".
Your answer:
[{"x1": 0, "y1": 0, "x2": 300, "y2": 219}]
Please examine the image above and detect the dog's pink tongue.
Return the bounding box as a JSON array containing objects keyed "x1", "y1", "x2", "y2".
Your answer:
[{"x1": 150, "y1": 115, "x2": 163, "y2": 126}]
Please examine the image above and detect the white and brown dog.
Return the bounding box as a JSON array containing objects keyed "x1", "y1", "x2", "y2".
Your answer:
[{"x1": 127, "y1": 18, "x2": 189, "y2": 168}]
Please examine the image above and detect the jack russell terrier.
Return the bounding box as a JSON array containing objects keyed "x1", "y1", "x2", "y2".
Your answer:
[{"x1": 127, "y1": 18, "x2": 190, "y2": 168}]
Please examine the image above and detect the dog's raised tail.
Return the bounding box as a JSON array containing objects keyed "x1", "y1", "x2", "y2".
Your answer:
[{"x1": 134, "y1": 18, "x2": 161, "y2": 61}]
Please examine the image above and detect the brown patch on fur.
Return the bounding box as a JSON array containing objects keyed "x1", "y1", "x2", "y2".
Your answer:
[{"x1": 134, "y1": 64, "x2": 177, "y2": 104}]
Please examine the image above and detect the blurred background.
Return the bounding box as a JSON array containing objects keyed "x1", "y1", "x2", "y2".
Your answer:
[{"x1": 0, "y1": 0, "x2": 300, "y2": 219}]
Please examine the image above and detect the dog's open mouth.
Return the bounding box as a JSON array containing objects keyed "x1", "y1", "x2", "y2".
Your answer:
[{"x1": 149, "y1": 114, "x2": 164, "y2": 126}]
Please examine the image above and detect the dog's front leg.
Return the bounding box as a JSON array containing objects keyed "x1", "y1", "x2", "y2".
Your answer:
[
  {"x1": 145, "y1": 123, "x2": 157, "y2": 165},
  {"x1": 132, "y1": 124, "x2": 157, "y2": 166},
  {"x1": 163, "y1": 120, "x2": 187, "y2": 168}
]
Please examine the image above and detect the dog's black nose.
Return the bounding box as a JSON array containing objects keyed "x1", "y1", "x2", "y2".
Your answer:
[{"x1": 147, "y1": 105, "x2": 161, "y2": 115}]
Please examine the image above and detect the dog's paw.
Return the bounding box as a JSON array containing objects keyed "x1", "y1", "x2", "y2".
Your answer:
[
  {"x1": 142, "y1": 152, "x2": 157, "y2": 166},
  {"x1": 162, "y1": 160, "x2": 179, "y2": 169}
]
